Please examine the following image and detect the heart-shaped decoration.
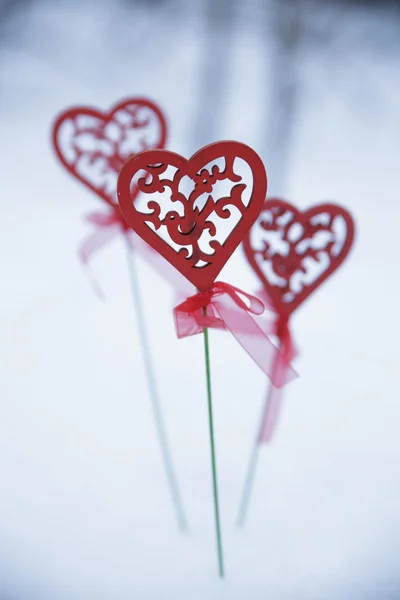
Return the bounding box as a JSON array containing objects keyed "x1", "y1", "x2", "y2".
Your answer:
[
  {"x1": 52, "y1": 97, "x2": 167, "y2": 207},
  {"x1": 117, "y1": 141, "x2": 267, "y2": 291},
  {"x1": 243, "y1": 198, "x2": 355, "y2": 316}
]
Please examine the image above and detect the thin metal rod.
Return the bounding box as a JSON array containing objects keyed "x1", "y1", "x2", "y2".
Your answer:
[
  {"x1": 202, "y1": 315, "x2": 225, "y2": 578},
  {"x1": 236, "y1": 384, "x2": 272, "y2": 528},
  {"x1": 125, "y1": 240, "x2": 188, "y2": 531},
  {"x1": 236, "y1": 342, "x2": 282, "y2": 528}
]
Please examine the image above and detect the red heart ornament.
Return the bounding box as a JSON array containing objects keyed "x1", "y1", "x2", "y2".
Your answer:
[
  {"x1": 52, "y1": 97, "x2": 167, "y2": 208},
  {"x1": 117, "y1": 141, "x2": 267, "y2": 291},
  {"x1": 243, "y1": 198, "x2": 355, "y2": 317}
]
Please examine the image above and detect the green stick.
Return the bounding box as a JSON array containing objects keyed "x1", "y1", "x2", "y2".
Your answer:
[
  {"x1": 236, "y1": 402, "x2": 265, "y2": 528},
  {"x1": 125, "y1": 240, "x2": 188, "y2": 531},
  {"x1": 202, "y1": 311, "x2": 225, "y2": 578}
]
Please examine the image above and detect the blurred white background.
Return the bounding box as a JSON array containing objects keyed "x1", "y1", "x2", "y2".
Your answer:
[{"x1": 0, "y1": 0, "x2": 400, "y2": 598}]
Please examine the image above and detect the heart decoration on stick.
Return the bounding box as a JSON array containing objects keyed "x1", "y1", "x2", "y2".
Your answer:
[
  {"x1": 52, "y1": 97, "x2": 190, "y2": 293},
  {"x1": 118, "y1": 144, "x2": 297, "y2": 577},
  {"x1": 242, "y1": 198, "x2": 355, "y2": 316},
  {"x1": 52, "y1": 97, "x2": 167, "y2": 208},
  {"x1": 237, "y1": 197, "x2": 355, "y2": 527},
  {"x1": 118, "y1": 141, "x2": 267, "y2": 291},
  {"x1": 51, "y1": 97, "x2": 189, "y2": 533}
]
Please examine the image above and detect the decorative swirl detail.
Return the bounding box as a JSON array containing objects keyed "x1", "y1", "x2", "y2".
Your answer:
[
  {"x1": 52, "y1": 97, "x2": 167, "y2": 208},
  {"x1": 117, "y1": 142, "x2": 267, "y2": 291},
  {"x1": 243, "y1": 198, "x2": 355, "y2": 316}
]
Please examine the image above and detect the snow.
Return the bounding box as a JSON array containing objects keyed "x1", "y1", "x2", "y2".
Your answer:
[{"x1": 0, "y1": 0, "x2": 400, "y2": 598}]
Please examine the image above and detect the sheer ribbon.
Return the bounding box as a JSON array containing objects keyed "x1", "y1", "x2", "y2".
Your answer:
[
  {"x1": 78, "y1": 209, "x2": 193, "y2": 297},
  {"x1": 174, "y1": 282, "x2": 297, "y2": 388}
]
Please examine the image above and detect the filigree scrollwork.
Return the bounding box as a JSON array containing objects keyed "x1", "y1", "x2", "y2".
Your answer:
[
  {"x1": 52, "y1": 98, "x2": 167, "y2": 207},
  {"x1": 243, "y1": 198, "x2": 355, "y2": 315},
  {"x1": 117, "y1": 142, "x2": 267, "y2": 291},
  {"x1": 132, "y1": 156, "x2": 249, "y2": 268}
]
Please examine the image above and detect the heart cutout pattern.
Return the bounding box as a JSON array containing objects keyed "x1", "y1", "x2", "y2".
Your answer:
[
  {"x1": 52, "y1": 97, "x2": 167, "y2": 207},
  {"x1": 117, "y1": 141, "x2": 267, "y2": 291},
  {"x1": 243, "y1": 198, "x2": 355, "y2": 316}
]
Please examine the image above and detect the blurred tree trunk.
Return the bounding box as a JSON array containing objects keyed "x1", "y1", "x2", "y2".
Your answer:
[
  {"x1": 190, "y1": 0, "x2": 234, "y2": 150},
  {"x1": 263, "y1": 0, "x2": 304, "y2": 197},
  {"x1": 0, "y1": 0, "x2": 31, "y2": 32},
  {"x1": 263, "y1": 0, "x2": 400, "y2": 197}
]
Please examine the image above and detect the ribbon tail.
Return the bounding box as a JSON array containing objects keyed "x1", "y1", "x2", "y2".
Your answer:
[
  {"x1": 78, "y1": 224, "x2": 121, "y2": 300},
  {"x1": 257, "y1": 333, "x2": 293, "y2": 443},
  {"x1": 82, "y1": 265, "x2": 106, "y2": 301},
  {"x1": 257, "y1": 383, "x2": 284, "y2": 444},
  {"x1": 212, "y1": 295, "x2": 298, "y2": 387}
]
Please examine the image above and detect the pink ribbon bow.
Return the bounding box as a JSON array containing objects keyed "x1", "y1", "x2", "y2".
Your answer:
[
  {"x1": 173, "y1": 282, "x2": 298, "y2": 388},
  {"x1": 78, "y1": 208, "x2": 194, "y2": 297}
]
